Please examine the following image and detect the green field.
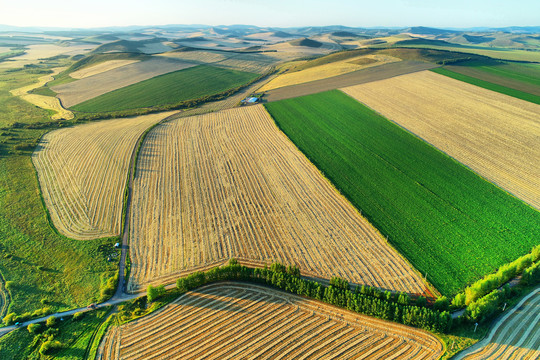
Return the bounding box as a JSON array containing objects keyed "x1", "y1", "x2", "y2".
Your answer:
[
  {"x1": 71, "y1": 65, "x2": 258, "y2": 113},
  {"x1": 431, "y1": 67, "x2": 540, "y2": 105},
  {"x1": 265, "y1": 90, "x2": 540, "y2": 296},
  {"x1": 0, "y1": 68, "x2": 117, "y2": 319},
  {"x1": 0, "y1": 307, "x2": 110, "y2": 359},
  {"x1": 459, "y1": 61, "x2": 540, "y2": 87}
]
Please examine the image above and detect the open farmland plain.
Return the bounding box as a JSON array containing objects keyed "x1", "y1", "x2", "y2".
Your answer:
[
  {"x1": 69, "y1": 59, "x2": 141, "y2": 79},
  {"x1": 128, "y1": 105, "x2": 427, "y2": 293},
  {"x1": 455, "y1": 287, "x2": 540, "y2": 360},
  {"x1": 71, "y1": 65, "x2": 258, "y2": 113},
  {"x1": 99, "y1": 283, "x2": 443, "y2": 360},
  {"x1": 265, "y1": 90, "x2": 540, "y2": 296},
  {"x1": 33, "y1": 112, "x2": 175, "y2": 240},
  {"x1": 342, "y1": 70, "x2": 540, "y2": 210},
  {"x1": 52, "y1": 57, "x2": 196, "y2": 108}
]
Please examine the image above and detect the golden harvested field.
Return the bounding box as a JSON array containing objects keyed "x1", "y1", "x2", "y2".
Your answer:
[
  {"x1": 99, "y1": 283, "x2": 443, "y2": 360},
  {"x1": 10, "y1": 67, "x2": 74, "y2": 120},
  {"x1": 259, "y1": 54, "x2": 400, "y2": 91},
  {"x1": 32, "y1": 112, "x2": 175, "y2": 240},
  {"x1": 342, "y1": 70, "x2": 540, "y2": 210},
  {"x1": 69, "y1": 59, "x2": 141, "y2": 79},
  {"x1": 157, "y1": 50, "x2": 229, "y2": 63},
  {"x1": 0, "y1": 43, "x2": 94, "y2": 69},
  {"x1": 128, "y1": 105, "x2": 427, "y2": 293},
  {"x1": 455, "y1": 287, "x2": 540, "y2": 360}
]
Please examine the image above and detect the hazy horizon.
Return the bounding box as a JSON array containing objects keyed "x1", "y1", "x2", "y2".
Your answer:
[{"x1": 1, "y1": 0, "x2": 538, "y2": 30}]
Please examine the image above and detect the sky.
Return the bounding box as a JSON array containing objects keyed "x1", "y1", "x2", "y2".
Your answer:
[{"x1": 1, "y1": 0, "x2": 538, "y2": 29}]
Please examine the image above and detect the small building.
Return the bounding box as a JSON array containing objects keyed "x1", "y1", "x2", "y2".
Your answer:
[
  {"x1": 114, "y1": 242, "x2": 121, "y2": 248},
  {"x1": 241, "y1": 97, "x2": 259, "y2": 104}
]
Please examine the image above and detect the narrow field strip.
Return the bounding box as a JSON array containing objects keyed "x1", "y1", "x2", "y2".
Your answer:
[
  {"x1": 32, "y1": 112, "x2": 175, "y2": 240},
  {"x1": 342, "y1": 70, "x2": 540, "y2": 210},
  {"x1": 100, "y1": 283, "x2": 443, "y2": 360},
  {"x1": 455, "y1": 287, "x2": 540, "y2": 360},
  {"x1": 128, "y1": 105, "x2": 427, "y2": 294}
]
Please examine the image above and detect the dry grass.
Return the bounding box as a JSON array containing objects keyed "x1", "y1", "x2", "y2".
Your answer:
[
  {"x1": 100, "y1": 283, "x2": 443, "y2": 360},
  {"x1": 0, "y1": 44, "x2": 94, "y2": 69},
  {"x1": 455, "y1": 287, "x2": 540, "y2": 359},
  {"x1": 342, "y1": 70, "x2": 540, "y2": 210},
  {"x1": 69, "y1": 59, "x2": 140, "y2": 79},
  {"x1": 10, "y1": 67, "x2": 73, "y2": 120},
  {"x1": 259, "y1": 55, "x2": 400, "y2": 92},
  {"x1": 128, "y1": 105, "x2": 426, "y2": 293},
  {"x1": 32, "y1": 112, "x2": 175, "y2": 240}
]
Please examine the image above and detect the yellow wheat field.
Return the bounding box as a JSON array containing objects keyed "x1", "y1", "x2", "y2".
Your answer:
[
  {"x1": 32, "y1": 112, "x2": 175, "y2": 240},
  {"x1": 69, "y1": 60, "x2": 141, "y2": 79},
  {"x1": 259, "y1": 54, "x2": 400, "y2": 92},
  {"x1": 455, "y1": 287, "x2": 540, "y2": 360},
  {"x1": 10, "y1": 67, "x2": 73, "y2": 120},
  {"x1": 99, "y1": 283, "x2": 443, "y2": 360},
  {"x1": 342, "y1": 70, "x2": 540, "y2": 210},
  {"x1": 128, "y1": 105, "x2": 427, "y2": 294}
]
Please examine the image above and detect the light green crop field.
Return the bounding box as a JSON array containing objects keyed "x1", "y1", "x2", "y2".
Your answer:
[
  {"x1": 265, "y1": 90, "x2": 540, "y2": 296},
  {"x1": 71, "y1": 65, "x2": 258, "y2": 113}
]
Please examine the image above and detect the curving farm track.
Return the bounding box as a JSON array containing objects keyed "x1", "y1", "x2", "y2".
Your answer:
[
  {"x1": 128, "y1": 105, "x2": 427, "y2": 294},
  {"x1": 98, "y1": 283, "x2": 443, "y2": 360},
  {"x1": 32, "y1": 112, "x2": 174, "y2": 240},
  {"x1": 455, "y1": 286, "x2": 540, "y2": 360}
]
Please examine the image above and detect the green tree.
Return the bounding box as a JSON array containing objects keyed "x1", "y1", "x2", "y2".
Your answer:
[{"x1": 46, "y1": 315, "x2": 57, "y2": 327}]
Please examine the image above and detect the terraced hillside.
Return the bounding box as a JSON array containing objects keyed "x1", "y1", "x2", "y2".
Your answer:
[
  {"x1": 342, "y1": 70, "x2": 540, "y2": 210},
  {"x1": 99, "y1": 283, "x2": 444, "y2": 359},
  {"x1": 33, "y1": 112, "x2": 174, "y2": 240},
  {"x1": 455, "y1": 287, "x2": 540, "y2": 359},
  {"x1": 128, "y1": 105, "x2": 427, "y2": 294}
]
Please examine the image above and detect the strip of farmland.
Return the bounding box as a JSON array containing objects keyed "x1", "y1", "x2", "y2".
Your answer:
[
  {"x1": 342, "y1": 70, "x2": 540, "y2": 211},
  {"x1": 99, "y1": 283, "x2": 443, "y2": 360},
  {"x1": 52, "y1": 57, "x2": 196, "y2": 108},
  {"x1": 32, "y1": 112, "x2": 175, "y2": 240},
  {"x1": 263, "y1": 60, "x2": 438, "y2": 102},
  {"x1": 454, "y1": 287, "x2": 540, "y2": 360},
  {"x1": 128, "y1": 105, "x2": 427, "y2": 293},
  {"x1": 264, "y1": 90, "x2": 540, "y2": 296}
]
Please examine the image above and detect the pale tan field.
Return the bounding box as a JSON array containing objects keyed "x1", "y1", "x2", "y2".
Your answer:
[
  {"x1": 128, "y1": 105, "x2": 427, "y2": 293},
  {"x1": 69, "y1": 59, "x2": 140, "y2": 79},
  {"x1": 32, "y1": 112, "x2": 175, "y2": 240},
  {"x1": 259, "y1": 54, "x2": 400, "y2": 92},
  {"x1": 52, "y1": 58, "x2": 196, "y2": 108},
  {"x1": 100, "y1": 283, "x2": 443, "y2": 360},
  {"x1": 0, "y1": 44, "x2": 94, "y2": 69},
  {"x1": 342, "y1": 70, "x2": 540, "y2": 210},
  {"x1": 455, "y1": 287, "x2": 540, "y2": 360},
  {"x1": 10, "y1": 67, "x2": 73, "y2": 120},
  {"x1": 0, "y1": 47, "x2": 10, "y2": 54},
  {"x1": 157, "y1": 50, "x2": 229, "y2": 63}
]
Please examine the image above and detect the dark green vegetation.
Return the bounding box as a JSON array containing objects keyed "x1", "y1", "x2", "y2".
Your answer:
[
  {"x1": 0, "y1": 307, "x2": 111, "y2": 359},
  {"x1": 0, "y1": 49, "x2": 26, "y2": 62},
  {"x1": 264, "y1": 90, "x2": 540, "y2": 296},
  {"x1": 289, "y1": 38, "x2": 323, "y2": 48},
  {"x1": 0, "y1": 68, "x2": 117, "y2": 319},
  {"x1": 71, "y1": 65, "x2": 258, "y2": 113},
  {"x1": 432, "y1": 67, "x2": 540, "y2": 105},
  {"x1": 91, "y1": 38, "x2": 166, "y2": 54}
]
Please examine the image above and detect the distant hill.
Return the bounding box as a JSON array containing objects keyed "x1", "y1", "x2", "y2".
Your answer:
[
  {"x1": 462, "y1": 34, "x2": 495, "y2": 44},
  {"x1": 404, "y1": 26, "x2": 459, "y2": 35},
  {"x1": 272, "y1": 31, "x2": 294, "y2": 38},
  {"x1": 331, "y1": 31, "x2": 358, "y2": 37},
  {"x1": 289, "y1": 38, "x2": 323, "y2": 48}
]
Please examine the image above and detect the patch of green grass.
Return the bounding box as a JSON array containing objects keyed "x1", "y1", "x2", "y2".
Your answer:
[
  {"x1": 459, "y1": 61, "x2": 540, "y2": 87},
  {"x1": 29, "y1": 85, "x2": 57, "y2": 97},
  {"x1": 0, "y1": 68, "x2": 117, "y2": 318},
  {"x1": 431, "y1": 67, "x2": 540, "y2": 105},
  {"x1": 0, "y1": 307, "x2": 110, "y2": 359},
  {"x1": 265, "y1": 90, "x2": 540, "y2": 296},
  {"x1": 72, "y1": 65, "x2": 258, "y2": 113}
]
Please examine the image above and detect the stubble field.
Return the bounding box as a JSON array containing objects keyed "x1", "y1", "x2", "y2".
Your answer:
[
  {"x1": 342, "y1": 70, "x2": 540, "y2": 210},
  {"x1": 33, "y1": 112, "x2": 174, "y2": 240},
  {"x1": 99, "y1": 283, "x2": 444, "y2": 360},
  {"x1": 128, "y1": 105, "x2": 426, "y2": 293}
]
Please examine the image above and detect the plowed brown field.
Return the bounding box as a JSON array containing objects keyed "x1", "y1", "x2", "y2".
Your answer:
[
  {"x1": 342, "y1": 70, "x2": 540, "y2": 210},
  {"x1": 128, "y1": 105, "x2": 426, "y2": 294},
  {"x1": 32, "y1": 112, "x2": 175, "y2": 240},
  {"x1": 99, "y1": 283, "x2": 443, "y2": 360}
]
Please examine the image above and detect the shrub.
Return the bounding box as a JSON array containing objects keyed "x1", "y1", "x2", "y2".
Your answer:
[
  {"x1": 3, "y1": 312, "x2": 16, "y2": 325},
  {"x1": 39, "y1": 340, "x2": 63, "y2": 355},
  {"x1": 5, "y1": 281, "x2": 14, "y2": 290},
  {"x1": 73, "y1": 311, "x2": 84, "y2": 321},
  {"x1": 147, "y1": 284, "x2": 165, "y2": 302},
  {"x1": 46, "y1": 316, "x2": 57, "y2": 327},
  {"x1": 415, "y1": 296, "x2": 427, "y2": 307},
  {"x1": 27, "y1": 323, "x2": 42, "y2": 334},
  {"x1": 433, "y1": 296, "x2": 450, "y2": 311}
]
